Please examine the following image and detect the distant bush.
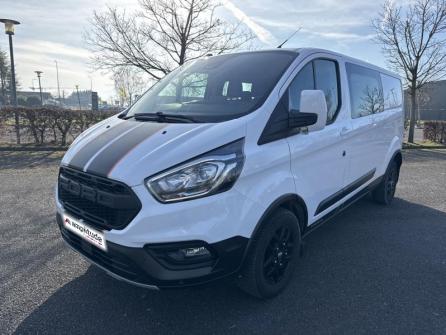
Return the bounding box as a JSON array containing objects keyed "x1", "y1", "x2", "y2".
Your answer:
[
  {"x1": 0, "y1": 107, "x2": 116, "y2": 146},
  {"x1": 423, "y1": 121, "x2": 446, "y2": 144}
]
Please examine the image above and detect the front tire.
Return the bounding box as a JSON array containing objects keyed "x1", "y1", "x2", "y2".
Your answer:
[
  {"x1": 237, "y1": 208, "x2": 301, "y2": 299},
  {"x1": 372, "y1": 160, "x2": 399, "y2": 205}
]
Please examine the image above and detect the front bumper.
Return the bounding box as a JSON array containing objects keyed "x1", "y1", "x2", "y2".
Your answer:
[{"x1": 57, "y1": 213, "x2": 248, "y2": 288}]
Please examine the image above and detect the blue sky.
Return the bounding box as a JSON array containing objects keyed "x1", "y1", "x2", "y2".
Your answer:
[{"x1": 0, "y1": 0, "x2": 404, "y2": 101}]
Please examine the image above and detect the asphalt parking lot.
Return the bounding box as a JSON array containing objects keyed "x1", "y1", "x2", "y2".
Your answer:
[{"x1": 1, "y1": 149, "x2": 446, "y2": 334}]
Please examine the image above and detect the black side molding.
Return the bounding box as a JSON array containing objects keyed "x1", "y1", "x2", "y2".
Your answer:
[
  {"x1": 303, "y1": 174, "x2": 383, "y2": 238},
  {"x1": 315, "y1": 168, "x2": 376, "y2": 216}
]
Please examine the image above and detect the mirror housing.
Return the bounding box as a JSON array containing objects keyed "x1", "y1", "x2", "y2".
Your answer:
[{"x1": 293, "y1": 90, "x2": 327, "y2": 132}]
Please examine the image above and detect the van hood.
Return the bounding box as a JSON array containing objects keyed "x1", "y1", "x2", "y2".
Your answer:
[{"x1": 62, "y1": 116, "x2": 246, "y2": 186}]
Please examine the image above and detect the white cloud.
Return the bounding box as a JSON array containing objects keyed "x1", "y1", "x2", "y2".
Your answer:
[
  {"x1": 308, "y1": 31, "x2": 375, "y2": 42},
  {"x1": 16, "y1": 40, "x2": 91, "y2": 61},
  {"x1": 221, "y1": 0, "x2": 276, "y2": 45}
]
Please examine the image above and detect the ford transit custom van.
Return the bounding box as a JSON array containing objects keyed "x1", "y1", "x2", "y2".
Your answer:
[{"x1": 56, "y1": 48, "x2": 404, "y2": 298}]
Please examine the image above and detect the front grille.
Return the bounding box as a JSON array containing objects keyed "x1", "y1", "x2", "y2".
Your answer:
[
  {"x1": 60, "y1": 227, "x2": 145, "y2": 282},
  {"x1": 58, "y1": 166, "x2": 141, "y2": 230}
]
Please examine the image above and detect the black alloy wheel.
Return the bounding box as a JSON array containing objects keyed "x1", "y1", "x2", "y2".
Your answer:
[
  {"x1": 237, "y1": 208, "x2": 301, "y2": 299},
  {"x1": 372, "y1": 160, "x2": 399, "y2": 205},
  {"x1": 263, "y1": 225, "x2": 295, "y2": 285}
]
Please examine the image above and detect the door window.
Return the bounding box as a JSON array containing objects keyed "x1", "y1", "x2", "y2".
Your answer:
[
  {"x1": 288, "y1": 59, "x2": 340, "y2": 123},
  {"x1": 259, "y1": 58, "x2": 341, "y2": 144},
  {"x1": 288, "y1": 62, "x2": 314, "y2": 113},
  {"x1": 314, "y1": 60, "x2": 339, "y2": 123}
]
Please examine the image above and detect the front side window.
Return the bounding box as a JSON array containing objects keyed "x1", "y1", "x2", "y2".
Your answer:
[
  {"x1": 288, "y1": 62, "x2": 314, "y2": 113},
  {"x1": 346, "y1": 63, "x2": 384, "y2": 118},
  {"x1": 381, "y1": 74, "x2": 402, "y2": 110},
  {"x1": 125, "y1": 51, "x2": 297, "y2": 123},
  {"x1": 287, "y1": 59, "x2": 340, "y2": 124},
  {"x1": 314, "y1": 60, "x2": 339, "y2": 123}
]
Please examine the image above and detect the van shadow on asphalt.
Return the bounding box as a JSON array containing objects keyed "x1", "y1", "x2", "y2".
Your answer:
[
  {"x1": 0, "y1": 150, "x2": 64, "y2": 170},
  {"x1": 14, "y1": 197, "x2": 446, "y2": 335}
]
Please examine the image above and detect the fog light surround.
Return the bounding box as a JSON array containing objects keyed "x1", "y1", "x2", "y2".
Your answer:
[{"x1": 146, "y1": 242, "x2": 216, "y2": 270}]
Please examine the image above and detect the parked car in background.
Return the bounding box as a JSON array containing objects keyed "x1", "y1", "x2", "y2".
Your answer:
[{"x1": 56, "y1": 48, "x2": 404, "y2": 298}]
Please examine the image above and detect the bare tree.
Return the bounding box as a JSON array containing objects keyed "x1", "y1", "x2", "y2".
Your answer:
[
  {"x1": 85, "y1": 0, "x2": 255, "y2": 81},
  {"x1": 113, "y1": 67, "x2": 147, "y2": 106},
  {"x1": 373, "y1": 0, "x2": 446, "y2": 143},
  {"x1": 359, "y1": 86, "x2": 384, "y2": 117},
  {"x1": 54, "y1": 110, "x2": 74, "y2": 146}
]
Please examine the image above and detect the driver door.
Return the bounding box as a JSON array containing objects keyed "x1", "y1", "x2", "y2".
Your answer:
[{"x1": 286, "y1": 57, "x2": 349, "y2": 224}]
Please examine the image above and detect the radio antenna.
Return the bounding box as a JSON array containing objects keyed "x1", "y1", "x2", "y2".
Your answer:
[{"x1": 277, "y1": 28, "x2": 301, "y2": 48}]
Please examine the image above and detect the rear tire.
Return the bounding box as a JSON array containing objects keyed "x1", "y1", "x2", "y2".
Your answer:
[
  {"x1": 372, "y1": 160, "x2": 399, "y2": 205},
  {"x1": 237, "y1": 208, "x2": 301, "y2": 299}
]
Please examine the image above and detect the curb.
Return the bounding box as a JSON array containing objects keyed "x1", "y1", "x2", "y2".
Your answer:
[{"x1": 403, "y1": 144, "x2": 446, "y2": 150}]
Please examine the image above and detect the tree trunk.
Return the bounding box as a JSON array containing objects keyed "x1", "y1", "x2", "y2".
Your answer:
[
  {"x1": 15, "y1": 111, "x2": 20, "y2": 144},
  {"x1": 52, "y1": 126, "x2": 57, "y2": 143},
  {"x1": 408, "y1": 87, "x2": 417, "y2": 143},
  {"x1": 27, "y1": 116, "x2": 39, "y2": 144},
  {"x1": 61, "y1": 132, "x2": 67, "y2": 146},
  {"x1": 31, "y1": 127, "x2": 39, "y2": 144}
]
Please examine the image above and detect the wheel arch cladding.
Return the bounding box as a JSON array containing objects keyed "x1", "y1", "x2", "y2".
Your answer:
[
  {"x1": 241, "y1": 194, "x2": 307, "y2": 266},
  {"x1": 257, "y1": 194, "x2": 307, "y2": 234},
  {"x1": 393, "y1": 150, "x2": 402, "y2": 170}
]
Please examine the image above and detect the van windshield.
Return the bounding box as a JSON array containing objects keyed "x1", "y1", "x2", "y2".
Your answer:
[{"x1": 124, "y1": 51, "x2": 297, "y2": 123}]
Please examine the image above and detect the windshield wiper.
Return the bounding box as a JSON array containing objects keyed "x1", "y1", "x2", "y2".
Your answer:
[{"x1": 128, "y1": 112, "x2": 197, "y2": 123}]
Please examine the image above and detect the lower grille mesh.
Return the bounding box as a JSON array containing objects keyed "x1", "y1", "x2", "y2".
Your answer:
[{"x1": 58, "y1": 166, "x2": 141, "y2": 230}]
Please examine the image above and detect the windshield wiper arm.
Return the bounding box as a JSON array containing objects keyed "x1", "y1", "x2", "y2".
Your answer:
[{"x1": 132, "y1": 112, "x2": 197, "y2": 123}]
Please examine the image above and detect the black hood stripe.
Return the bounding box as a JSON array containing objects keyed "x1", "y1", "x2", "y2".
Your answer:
[
  {"x1": 85, "y1": 122, "x2": 167, "y2": 177},
  {"x1": 68, "y1": 121, "x2": 135, "y2": 170}
]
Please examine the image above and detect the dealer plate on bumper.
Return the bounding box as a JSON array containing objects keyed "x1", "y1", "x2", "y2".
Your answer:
[{"x1": 63, "y1": 214, "x2": 107, "y2": 251}]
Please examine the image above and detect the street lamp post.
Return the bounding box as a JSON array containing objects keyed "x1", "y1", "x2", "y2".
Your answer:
[
  {"x1": 0, "y1": 18, "x2": 21, "y2": 144},
  {"x1": 35, "y1": 71, "x2": 43, "y2": 106},
  {"x1": 75, "y1": 85, "x2": 81, "y2": 110},
  {"x1": 54, "y1": 60, "x2": 61, "y2": 105}
]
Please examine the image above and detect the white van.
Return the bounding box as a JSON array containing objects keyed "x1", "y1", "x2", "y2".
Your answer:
[{"x1": 56, "y1": 48, "x2": 403, "y2": 298}]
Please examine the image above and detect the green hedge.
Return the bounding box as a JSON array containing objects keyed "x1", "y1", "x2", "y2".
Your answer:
[
  {"x1": 423, "y1": 121, "x2": 446, "y2": 144},
  {"x1": 0, "y1": 107, "x2": 116, "y2": 146}
]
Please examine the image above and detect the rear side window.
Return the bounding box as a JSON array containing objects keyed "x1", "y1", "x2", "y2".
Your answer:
[
  {"x1": 346, "y1": 63, "x2": 383, "y2": 118},
  {"x1": 381, "y1": 74, "x2": 402, "y2": 110}
]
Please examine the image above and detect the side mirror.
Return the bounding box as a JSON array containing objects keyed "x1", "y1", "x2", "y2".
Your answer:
[{"x1": 290, "y1": 90, "x2": 327, "y2": 132}]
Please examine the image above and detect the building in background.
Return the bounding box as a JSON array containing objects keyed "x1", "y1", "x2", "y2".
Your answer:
[{"x1": 405, "y1": 80, "x2": 446, "y2": 121}]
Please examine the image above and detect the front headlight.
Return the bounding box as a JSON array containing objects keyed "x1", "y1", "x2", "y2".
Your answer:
[{"x1": 146, "y1": 138, "x2": 245, "y2": 203}]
